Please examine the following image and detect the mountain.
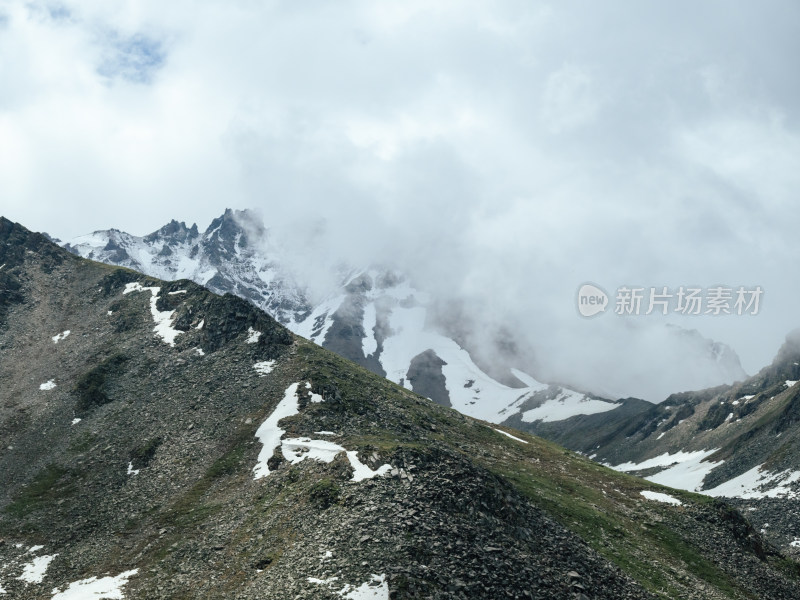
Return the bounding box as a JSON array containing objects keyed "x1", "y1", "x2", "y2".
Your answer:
[
  {"x1": 2, "y1": 216, "x2": 800, "y2": 599},
  {"x1": 63, "y1": 211, "x2": 312, "y2": 325},
  {"x1": 547, "y1": 330, "x2": 800, "y2": 555},
  {"x1": 62, "y1": 210, "x2": 749, "y2": 428},
  {"x1": 62, "y1": 209, "x2": 625, "y2": 426}
]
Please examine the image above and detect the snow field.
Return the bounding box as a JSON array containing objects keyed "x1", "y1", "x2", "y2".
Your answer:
[
  {"x1": 0, "y1": 544, "x2": 139, "y2": 600},
  {"x1": 612, "y1": 450, "x2": 800, "y2": 499}
]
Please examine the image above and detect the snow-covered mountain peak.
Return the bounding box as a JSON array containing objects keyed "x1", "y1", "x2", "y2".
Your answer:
[
  {"x1": 65, "y1": 209, "x2": 311, "y2": 325},
  {"x1": 142, "y1": 219, "x2": 200, "y2": 245},
  {"x1": 63, "y1": 213, "x2": 606, "y2": 426},
  {"x1": 60, "y1": 209, "x2": 744, "y2": 430}
]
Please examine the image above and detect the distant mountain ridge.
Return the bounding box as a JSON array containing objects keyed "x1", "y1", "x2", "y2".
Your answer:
[
  {"x1": 64, "y1": 211, "x2": 312, "y2": 325},
  {"x1": 61, "y1": 209, "x2": 754, "y2": 451},
  {"x1": 525, "y1": 327, "x2": 800, "y2": 554},
  {"x1": 62, "y1": 209, "x2": 625, "y2": 426}
]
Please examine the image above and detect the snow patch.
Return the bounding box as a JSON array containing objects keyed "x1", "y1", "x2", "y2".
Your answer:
[
  {"x1": 640, "y1": 490, "x2": 683, "y2": 505},
  {"x1": 253, "y1": 383, "x2": 393, "y2": 481},
  {"x1": 611, "y1": 450, "x2": 800, "y2": 499},
  {"x1": 346, "y1": 451, "x2": 392, "y2": 482},
  {"x1": 51, "y1": 569, "x2": 139, "y2": 600},
  {"x1": 123, "y1": 283, "x2": 183, "y2": 346},
  {"x1": 123, "y1": 282, "x2": 146, "y2": 295},
  {"x1": 149, "y1": 296, "x2": 182, "y2": 346},
  {"x1": 52, "y1": 330, "x2": 71, "y2": 343},
  {"x1": 18, "y1": 554, "x2": 57, "y2": 583},
  {"x1": 522, "y1": 389, "x2": 619, "y2": 423},
  {"x1": 611, "y1": 449, "x2": 720, "y2": 472},
  {"x1": 310, "y1": 574, "x2": 389, "y2": 600},
  {"x1": 379, "y1": 303, "x2": 550, "y2": 422},
  {"x1": 305, "y1": 381, "x2": 324, "y2": 403},
  {"x1": 509, "y1": 368, "x2": 541, "y2": 388},
  {"x1": 703, "y1": 465, "x2": 800, "y2": 499},
  {"x1": 167, "y1": 290, "x2": 186, "y2": 295},
  {"x1": 282, "y1": 438, "x2": 346, "y2": 464},
  {"x1": 611, "y1": 449, "x2": 723, "y2": 493},
  {"x1": 246, "y1": 327, "x2": 262, "y2": 344},
  {"x1": 253, "y1": 360, "x2": 276, "y2": 376},
  {"x1": 786, "y1": 380, "x2": 798, "y2": 388},
  {"x1": 253, "y1": 382, "x2": 301, "y2": 479},
  {"x1": 194, "y1": 347, "x2": 205, "y2": 356},
  {"x1": 40, "y1": 380, "x2": 56, "y2": 391},
  {"x1": 71, "y1": 418, "x2": 81, "y2": 425},
  {"x1": 195, "y1": 320, "x2": 204, "y2": 330},
  {"x1": 308, "y1": 576, "x2": 339, "y2": 585},
  {"x1": 493, "y1": 428, "x2": 529, "y2": 444},
  {"x1": 293, "y1": 295, "x2": 345, "y2": 343},
  {"x1": 643, "y1": 454, "x2": 725, "y2": 492},
  {"x1": 362, "y1": 303, "x2": 378, "y2": 357},
  {"x1": 339, "y1": 574, "x2": 390, "y2": 599},
  {"x1": 127, "y1": 462, "x2": 139, "y2": 476}
]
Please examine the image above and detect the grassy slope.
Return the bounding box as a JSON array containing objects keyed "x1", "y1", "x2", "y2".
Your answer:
[{"x1": 296, "y1": 340, "x2": 798, "y2": 599}]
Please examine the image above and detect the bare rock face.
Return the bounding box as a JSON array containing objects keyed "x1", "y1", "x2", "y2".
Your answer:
[{"x1": 406, "y1": 349, "x2": 450, "y2": 407}]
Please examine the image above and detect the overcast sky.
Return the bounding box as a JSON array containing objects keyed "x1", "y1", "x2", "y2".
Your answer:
[{"x1": 2, "y1": 1, "x2": 799, "y2": 399}]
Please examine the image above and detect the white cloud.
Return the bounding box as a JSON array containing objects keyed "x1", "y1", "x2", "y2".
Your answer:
[
  {"x1": 541, "y1": 64, "x2": 600, "y2": 133},
  {"x1": 2, "y1": 1, "x2": 800, "y2": 395}
]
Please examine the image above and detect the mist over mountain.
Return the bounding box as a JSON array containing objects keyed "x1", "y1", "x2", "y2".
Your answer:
[
  {"x1": 3, "y1": 0, "x2": 798, "y2": 406},
  {"x1": 3, "y1": 3, "x2": 799, "y2": 597},
  {"x1": 63, "y1": 209, "x2": 747, "y2": 404}
]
